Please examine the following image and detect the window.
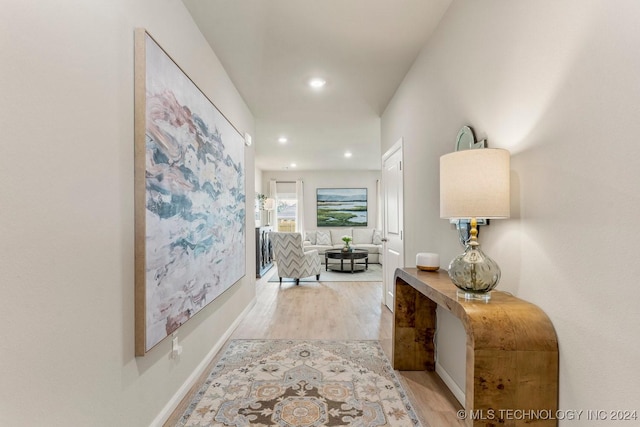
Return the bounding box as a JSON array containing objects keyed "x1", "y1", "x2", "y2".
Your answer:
[
  {"x1": 277, "y1": 197, "x2": 297, "y2": 231},
  {"x1": 276, "y1": 182, "x2": 297, "y2": 232}
]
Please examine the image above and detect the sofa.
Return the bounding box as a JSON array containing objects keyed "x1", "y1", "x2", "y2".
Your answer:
[{"x1": 302, "y1": 228, "x2": 383, "y2": 264}]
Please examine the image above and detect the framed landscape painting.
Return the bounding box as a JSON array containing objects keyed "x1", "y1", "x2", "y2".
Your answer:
[
  {"x1": 134, "y1": 29, "x2": 246, "y2": 356},
  {"x1": 317, "y1": 188, "x2": 368, "y2": 227}
]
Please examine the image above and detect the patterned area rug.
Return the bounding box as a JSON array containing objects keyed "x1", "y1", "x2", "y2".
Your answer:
[
  {"x1": 268, "y1": 264, "x2": 383, "y2": 283},
  {"x1": 176, "y1": 340, "x2": 421, "y2": 427}
]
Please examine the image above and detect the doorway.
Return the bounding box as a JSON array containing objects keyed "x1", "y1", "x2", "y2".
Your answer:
[{"x1": 381, "y1": 139, "x2": 404, "y2": 311}]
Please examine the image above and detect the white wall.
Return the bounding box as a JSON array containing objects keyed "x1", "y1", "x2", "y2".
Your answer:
[
  {"x1": 382, "y1": 0, "x2": 640, "y2": 422},
  {"x1": 0, "y1": 1, "x2": 255, "y2": 426},
  {"x1": 261, "y1": 170, "x2": 381, "y2": 230}
]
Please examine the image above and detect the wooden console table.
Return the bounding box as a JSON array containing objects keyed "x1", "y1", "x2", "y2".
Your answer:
[{"x1": 393, "y1": 268, "x2": 558, "y2": 427}]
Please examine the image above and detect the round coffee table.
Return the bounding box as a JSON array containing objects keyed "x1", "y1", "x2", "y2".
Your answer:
[{"x1": 325, "y1": 248, "x2": 369, "y2": 273}]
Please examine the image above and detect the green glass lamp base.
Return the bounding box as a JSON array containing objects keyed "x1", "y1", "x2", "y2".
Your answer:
[
  {"x1": 447, "y1": 218, "x2": 501, "y2": 303},
  {"x1": 448, "y1": 240, "x2": 500, "y2": 303}
]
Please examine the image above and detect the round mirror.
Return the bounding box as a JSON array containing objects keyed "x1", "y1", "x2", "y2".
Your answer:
[
  {"x1": 452, "y1": 125, "x2": 488, "y2": 246},
  {"x1": 455, "y1": 126, "x2": 476, "y2": 151}
]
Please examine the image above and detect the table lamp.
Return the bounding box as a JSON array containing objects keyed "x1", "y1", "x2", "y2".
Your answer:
[
  {"x1": 263, "y1": 198, "x2": 275, "y2": 226},
  {"x1": 440, "y1": 148, "x2": 510, "y2": 301}
]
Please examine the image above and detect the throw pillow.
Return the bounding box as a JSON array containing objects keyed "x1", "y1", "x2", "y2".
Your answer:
[
  {"x1": 353, "y1": 228, "x2": 374, "y2": 244},
  {"x1": 331, "y1": 229, "x2": 351, "y2": 246},
  {"x1": 373, "y1": 230, "x2": 383, "y2": 245},
  {"x1": 305, "y1": 231, "x2": 317, "y2": 245},
  {"x1": 316, "y1": 230, "x2": 331, "y2": 245}
]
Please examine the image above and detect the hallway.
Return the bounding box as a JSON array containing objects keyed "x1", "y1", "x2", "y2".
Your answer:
[{"x1": 166, "y1": 275, "x2": 464, "y2": 426}]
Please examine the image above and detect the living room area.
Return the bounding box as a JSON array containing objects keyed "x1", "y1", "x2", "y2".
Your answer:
[{"x1": 255, "y1": 169, "x2": 384, "y2": 282}]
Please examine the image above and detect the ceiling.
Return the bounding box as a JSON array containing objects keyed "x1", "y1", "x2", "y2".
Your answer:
[{"x1": 183, "y1": 0, "x2": 452, "y2": 171}]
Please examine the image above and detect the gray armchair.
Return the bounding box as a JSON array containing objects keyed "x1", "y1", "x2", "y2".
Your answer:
[{"x1": 269, "y1": 232, "x2": 321, "y2": 285}]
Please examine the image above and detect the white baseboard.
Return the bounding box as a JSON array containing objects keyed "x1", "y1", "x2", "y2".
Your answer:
[
  {"x1": 435, "y1": 361, "x2": 465, "y2": 406},
  {"x1": 150, "y1": 297, "x2": 257, "y2": 427}
]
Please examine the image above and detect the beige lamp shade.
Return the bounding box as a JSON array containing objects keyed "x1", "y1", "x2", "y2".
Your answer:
[
  {"x1": 440, "y1": 148, "x2": 510, "y2": 219},
  {"x1": 263, "y1": 198, "x2": 276, "y2": 210}
]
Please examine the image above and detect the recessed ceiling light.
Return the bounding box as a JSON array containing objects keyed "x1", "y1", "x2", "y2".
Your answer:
[
  {"x1": 344, "y1": 151, "x2": 353, "y2": 158},
  {"x1": 290, "y1": 163, "x2": 297, "y2": 168},
  {"x1": 309, "y1": 78, "x2": 326, "y2": 89},
  {"x1": 278, "y1": 137, "x2": 288, "y2": 144}
]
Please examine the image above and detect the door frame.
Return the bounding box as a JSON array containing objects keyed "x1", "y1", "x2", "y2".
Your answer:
[{"x1": 381, "y1": 138, "x2": 404, "y2": 310}]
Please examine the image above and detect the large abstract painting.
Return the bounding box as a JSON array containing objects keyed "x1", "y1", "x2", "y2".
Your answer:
[
  {"x1": 134, "y1": 30, "x2": 246, "y2": 356},
  {"x1": 316, "y1": 188, "x2": 368, "y2": 227}
]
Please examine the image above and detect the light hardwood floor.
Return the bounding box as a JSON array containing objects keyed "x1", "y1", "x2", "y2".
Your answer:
[{"x1": 165, "y1": 269, "x2": 464, "y2": 427}]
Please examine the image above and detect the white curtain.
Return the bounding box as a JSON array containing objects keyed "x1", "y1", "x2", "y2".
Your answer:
[
  {"x1": 376, "y1": 179, "x2": 383, "y2": 231},
  {"x1": 269, "y1": 179, "x2": 277, "y2": 228},
  {"x1": 295, "y1": 180, "x2": 305, "y2": 233}
]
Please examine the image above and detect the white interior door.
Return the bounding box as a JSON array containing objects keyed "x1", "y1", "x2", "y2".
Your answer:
[{"x1": 382, "y1": 139, "x2": 404, "y2": 311}]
